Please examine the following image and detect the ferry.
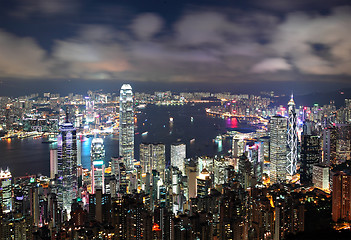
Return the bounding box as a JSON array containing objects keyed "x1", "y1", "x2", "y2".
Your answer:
[{"x1": 42, "y1": 133, "x2": 58, "y2": 143}]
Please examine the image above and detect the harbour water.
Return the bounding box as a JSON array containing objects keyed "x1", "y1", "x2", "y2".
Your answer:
[{"x1": 0, "y1": 103, "x2": 253, "y2": 177}]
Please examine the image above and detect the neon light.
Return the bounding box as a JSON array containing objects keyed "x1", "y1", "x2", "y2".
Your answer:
[{"x1": 93, "y1": 160, "x2": 104, "y2": 166}]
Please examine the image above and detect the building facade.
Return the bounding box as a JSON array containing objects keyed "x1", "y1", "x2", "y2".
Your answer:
[
  {"x1": 270, "y1": 116, "x2": 288, "y2": 184},
  {"x1": 119, "y1": 84, "x2": 134, "y2": 171},
  {"x1": 57, "y1": 121, "x2": 78, "y2": 216}
]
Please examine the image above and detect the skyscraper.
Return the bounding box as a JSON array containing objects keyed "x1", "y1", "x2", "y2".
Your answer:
[
  {"x1": 287, "y1": 95, "x2": 298, "y2": 176},
  {"x1": 0, "y1": 168, "x2": 12, "y2": 214},
  {"x1": 171, "y1": 143, "x2": 186, "y2": 175},
  {"x1": 85, "y1": 95, "x2": 95, "y2": 123},
  {"x1": 50, "y1": 148, "x2": 58, "y2": 179},
  {"x1": 270, "y1": 116, "x2": 288, "y2": 184},
  {"x1": 152, "y1": 143, "x2": 166, "y2": 175},
  {"x1": 332, "y1": 171, "x2": 351, "y2": 222},
  {"x1": 119, "y1": 84, "x2": 134, "y2": 171},
  {"x1": 57, "y1": 120, "x2": 78, "y2": 216},
  {"x1": 140, "y1": 143, "x2": 152, "y2": 174},
  {"x1": 300, "y1": 134, "x2": 320, "y2": 184},
  {"x1": 91, "y1": 137, "x2": 105, "y2": 194},
  {"x1": 139, "y1": 143, "x2": 166, "y2": 175}
]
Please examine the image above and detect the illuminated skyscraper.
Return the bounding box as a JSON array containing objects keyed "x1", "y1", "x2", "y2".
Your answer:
[
  {"x1": 332, "y1": 171, "x2": 351, "y2": 222},
  {"x1": 270, "y1": 116, "x2": 288, "y2": 184},
  {"x1": 139, "y1": 143, "x2": 166, "y2": 175},
  {"x1": 152, "y1": 143, "x2": 166, "y2": 174},
  {"x1": 300, "y1": 134, "x2": 320, "y2": 184},
  {"x1": 85, "y1": 95, "x2": 95, "y2": 123},
  {"x1": 287, "y1": 95, "x2": 298, "y2": 176},
  {"x1": 119, "y1": 84, "x2": 134, "y2": 171},
  {"x1": 140, "y1": 143, "x2": 152, "y2": 174},
  {"x1": 57, "y1": 120, "x2": 78, "y2": 216},
  {"x1": 171, "y1": 143, "x2": 186, "y2": 175},
  {"x1": 196, "y1": 168, "x2": 211, "y2": 198},
  {"x1": 50, "y1": 148, "x2": 58, "y2": 179},
  {"x1": 91, "y1": 138, "x2": 105, "y2": 194},
  {"x1": 0, "y1": 168, "x2": 12, "y2": 214}
]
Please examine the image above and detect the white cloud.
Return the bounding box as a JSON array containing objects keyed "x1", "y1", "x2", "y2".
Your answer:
[
  {"x1": 251, "y1": 58, "x2": 291, "y2": 73},
  {"x1": 52, "y1": 26, "x2": 131, "y2": 79},
  {"x1": 271, "y1": 6, "x2": 351, "y2": 75},
  {"x1": 0, "y1": 29, "x2": 51, "y2": 78},
  {"x1": 1, "y1": 5, "x2": 351, "y2": 83},
  {"x1": 130, "y1": 13, "x2": 164, "y2": 40}
]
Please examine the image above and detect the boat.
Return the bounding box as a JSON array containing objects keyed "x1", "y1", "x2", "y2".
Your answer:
[
  {"x1": 141, "y1": 131, "x2": 148, "y2": 136},
  {"x1": 215, "y1": 135, "x2": 222, "y2": 141},
  {"x1": 42, "y1": 133, "x2": 58, "y2": 143}
]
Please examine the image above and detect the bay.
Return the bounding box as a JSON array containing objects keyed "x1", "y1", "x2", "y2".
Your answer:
[{"x1": 0, "y1": 103, "x2": 251, "y2": 177}]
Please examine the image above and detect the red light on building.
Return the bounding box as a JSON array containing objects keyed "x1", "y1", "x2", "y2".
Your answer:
[{"x1": 152, "y1": 223, "x2": 161, "y2": 231}]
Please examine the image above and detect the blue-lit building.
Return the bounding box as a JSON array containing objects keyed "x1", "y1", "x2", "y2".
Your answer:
[
  {"x1": 57, "y1": 121, "x2": 78, "y2": 217},
  {"x1": 91, "y1": 138, "x2": 105, "y2": 194}
]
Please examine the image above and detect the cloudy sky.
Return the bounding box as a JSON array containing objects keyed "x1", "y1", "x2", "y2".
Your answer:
[{"x1": 0, "y1": 0, "x2": 350, "y2": 95}]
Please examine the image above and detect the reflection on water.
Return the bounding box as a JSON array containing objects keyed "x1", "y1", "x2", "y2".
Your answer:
[{"x1": 0, "y1": 103, "x2": 253, "y2": 176}]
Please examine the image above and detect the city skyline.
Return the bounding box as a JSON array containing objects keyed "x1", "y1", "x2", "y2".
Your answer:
[
  {"x1": 1, "y1": 84, "x2": 351, "y2": 238},
  {"x1": 1, "y1": 0, "x2": 351, "y2": 238}
]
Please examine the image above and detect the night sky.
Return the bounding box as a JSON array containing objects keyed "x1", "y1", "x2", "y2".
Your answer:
[{"x1": 0, "y1": 0, "x2": 350, "y2": 96}]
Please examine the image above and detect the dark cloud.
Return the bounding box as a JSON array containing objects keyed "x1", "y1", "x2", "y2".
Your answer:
[
  {"x1": 11, "y1": 0, "x2": 80, "y2": 18},
  {"x1": 251, "y1": 0, "x2": 350, "y2": 12}
]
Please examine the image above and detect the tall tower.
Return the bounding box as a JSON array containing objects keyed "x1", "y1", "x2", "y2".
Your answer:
[
  {"x1": 119, "y1": 84, "x2": 134, "y2": 171},
  {"x1": 287, "y1": 95, "x2": 298, "y2": 176},
  {"x1": 91, "y1": 138, "x2": 105, "y2": 194},
  {"x1": 270, "y1": 116, "x2": 288, "y2": 184},
  {"x1": 85, "y1": 96, "x2": 95, "y2": 123},
  {"x1": 57, "y1": 119, "x2": 78, "y2": 216},
  {"x1": 171, "y1": 143, "x2": 186, "y2": 175},
  {"x1": 140, "y1": 143, "x2": 166, "y2": 175}
]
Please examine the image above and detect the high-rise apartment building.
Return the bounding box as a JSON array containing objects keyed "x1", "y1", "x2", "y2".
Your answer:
[
  {"x1": 57, "y1": 120, "x2": 78, "y2": 216},
  {"x1": 119, "y1": 84, "x2": 134, "y2": 171},
  {"x1": 287, "y1": 95, "x2": 298, "y2": 176},
  {"x1": 270, "y1": 116, "x2": 288, "y2": 184},
  {"x1": 312, "y1": 165, "x2": 329, "y2": 191},
  {"x1": 332, "y1": 171, "x2": 351, "y2": 222},
  {"x1": 171, "y1": 143, "x2": 186, "y2": 175}
]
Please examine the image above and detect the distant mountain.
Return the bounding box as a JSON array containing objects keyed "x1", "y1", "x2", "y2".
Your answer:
[{"x1": 273, "y1": 88, "x2": 351, "y2": 108}]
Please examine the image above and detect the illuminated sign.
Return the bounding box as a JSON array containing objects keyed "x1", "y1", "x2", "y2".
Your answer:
[{"x1": 93, "y1": 160, "x2": 104, "y2": 166}]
